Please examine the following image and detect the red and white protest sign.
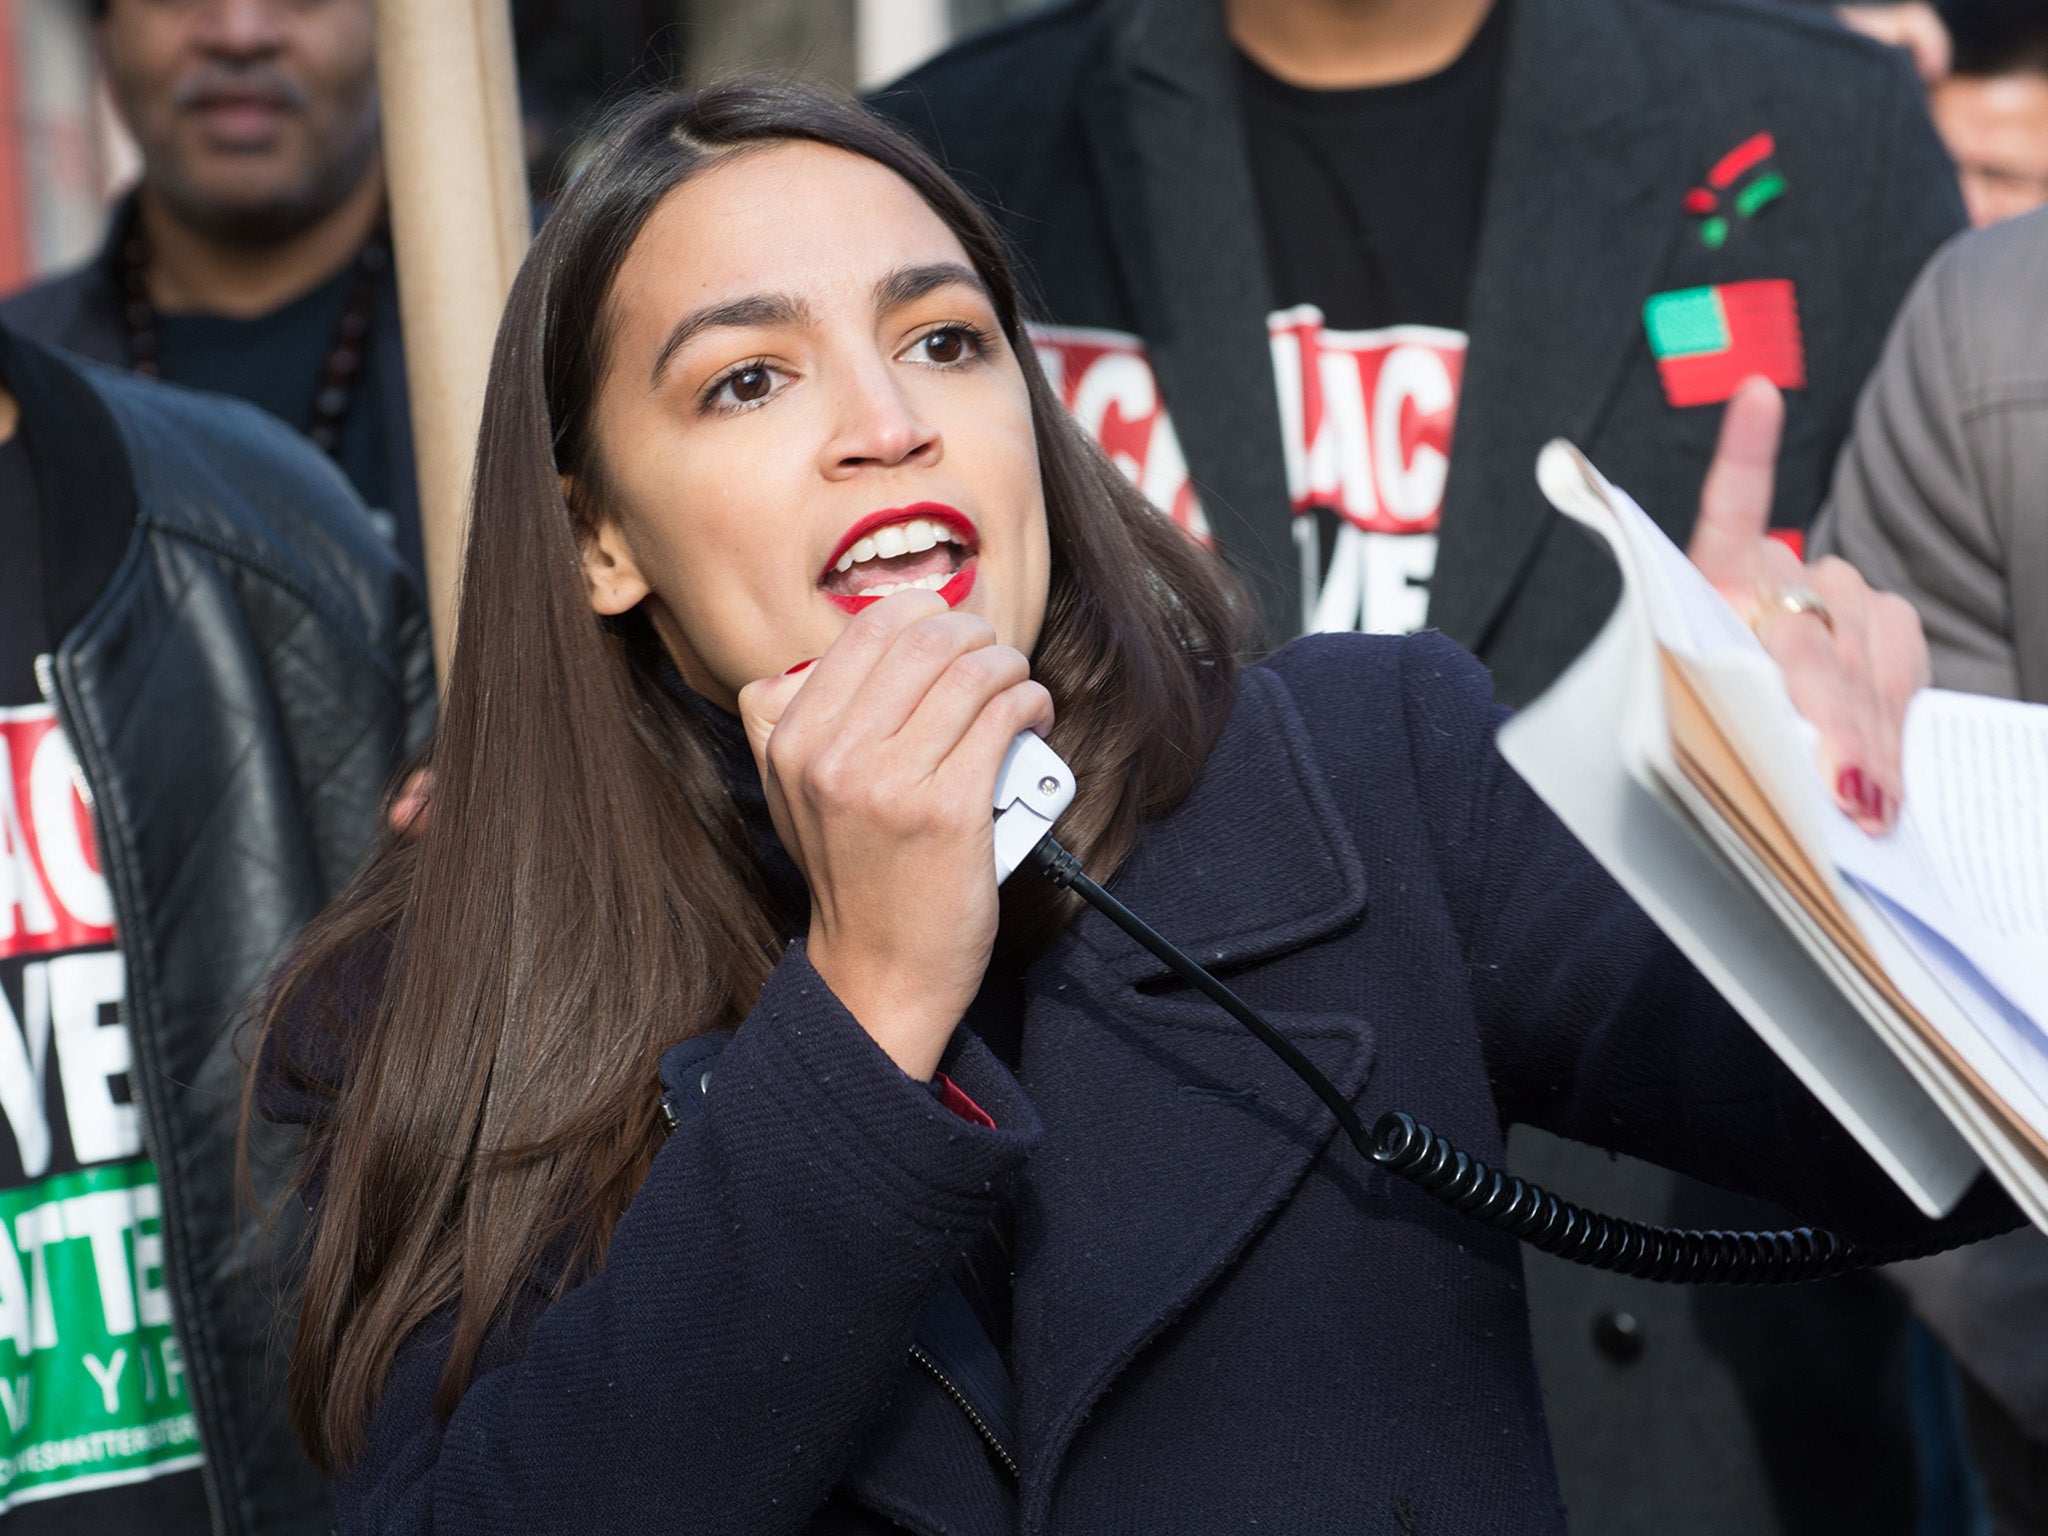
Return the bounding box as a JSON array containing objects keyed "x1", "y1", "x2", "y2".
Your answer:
[
  {"x1": 1268, "y1": 306, "x2": 1464, "y2": 533},
  {"x1": 1032, "y1": 309, "x2": 1468, "y2": 635},
  {"x1": 0, "y1": 706, "x2": 114, "y2": 962},
  {"x1": 1029, "y1": 324, "x2": 1209, "y2": 540}
]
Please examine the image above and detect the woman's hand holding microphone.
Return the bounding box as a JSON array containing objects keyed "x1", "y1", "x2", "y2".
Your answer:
[{"x1": 738, "y1": 593, "x2": 1053, "y2": 1082}]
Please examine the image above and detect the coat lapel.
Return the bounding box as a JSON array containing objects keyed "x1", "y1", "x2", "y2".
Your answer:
[
  {"x1": 1009, "y1": 668, "x2": 1375, "y2": 1530},
  {"x1": 1081, "y1": 0, "x2": 1300, "y2": 644},
  {"x1": 1426, "y1": 0, "x2": 1687, "y2": 651}
]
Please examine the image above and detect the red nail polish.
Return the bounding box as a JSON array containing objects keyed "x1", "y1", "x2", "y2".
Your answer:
[
  {"x1": 1836, "y1": 767, "x2": 1865, "y2": 814},
  {"x1": 1867, "y1": 785, "x2": 1889, "y2": 825},
  {"x1": 782, "y1": 658, "x2": 817, "y2": 676}
]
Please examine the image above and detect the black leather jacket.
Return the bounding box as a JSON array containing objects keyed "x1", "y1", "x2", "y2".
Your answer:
[{"x1": 11, "y1": 324, "x2": 433, "y2": 1535}]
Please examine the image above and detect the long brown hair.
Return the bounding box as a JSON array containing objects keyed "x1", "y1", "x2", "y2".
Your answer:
[{"x1": 259, "y1": 77, "x2": 1252, "y2": 1472}]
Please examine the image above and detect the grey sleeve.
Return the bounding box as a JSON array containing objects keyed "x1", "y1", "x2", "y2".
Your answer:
[
  {"x1": 1813, "y1": 209, "x2": 2048, "y2": 705},
  {"x1": 1811, "y1": 236, "x2": 2022, "y2": 700}
]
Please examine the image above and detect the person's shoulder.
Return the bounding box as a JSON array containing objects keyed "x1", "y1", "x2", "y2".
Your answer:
[
  {"x1": 0, "y1": 265, "x2": 89, "y2": 327},
  {"x1": 1881, "y1": 209, "x2": 2048, "y2": 404},
  {"x1": 1258, "y1": 627, "x2": 1491, "y2": 693},
  {"x1": 1922, "y1": 208, "x2": 2048, "y2": 324},
  {"x1": 889, "y1": 0, "x2": 1099, "y2": 91},
  {"x1": 1618, "y1": 0, "x2": 1936, "y2": 145},
  {"x1": 1628, "y1": 0, "x2": 1917, "y2": 79},
  {"x1": 1616, "y1": 0, "x2": 1950, "y2": 248},
  {"x1": 1254, "y1": 629, "x2": 1499, "y2": 752},
  {"x1": 81, "y1": 354, "x2": 410, "y2": 620},
  {"x1": 0, "y1": 260, "x2": 123, "y2": 361},
  {"x1": 1238, "y1": 634, "x2": 1508, "y2": 856},
  {"x1": 90, "y1": 356, "x2": 392, "y2": 554},
  {"x1": 871, "y1": 0, "x2": 1103, "y2": 146}
]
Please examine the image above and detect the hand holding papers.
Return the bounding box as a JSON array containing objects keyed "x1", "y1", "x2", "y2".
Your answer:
[
  {"x1": 1501, "y1": 443, "x2": 2048, "y2": 1231},
  {"x1": 1683, "y1": 376, "x2": 1925, "y2": 837}
]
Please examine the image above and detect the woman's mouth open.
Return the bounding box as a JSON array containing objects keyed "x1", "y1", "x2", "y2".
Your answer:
[{"x1": 819, "y1": 504, "x2": 979, "y2": 613}]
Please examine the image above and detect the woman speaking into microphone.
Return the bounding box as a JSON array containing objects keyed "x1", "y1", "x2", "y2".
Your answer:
[{"x1": 254, "y1": 80, "x2": 1996, "y2": 1534}]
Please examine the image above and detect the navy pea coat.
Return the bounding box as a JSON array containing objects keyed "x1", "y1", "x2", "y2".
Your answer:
[{"x1": 305, "y1": 632, "x2": 1977, "y2": 1535}]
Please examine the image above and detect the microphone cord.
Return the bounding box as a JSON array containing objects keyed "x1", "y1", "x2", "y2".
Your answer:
[{"x1": 1026, "y1": 837, "x2": 2017, "y2": 1285}]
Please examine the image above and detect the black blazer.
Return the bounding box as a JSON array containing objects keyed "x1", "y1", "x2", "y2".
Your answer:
[
  {"x1": 15, "y1": 324, "x2": 434, "y2": 1535},
  {"x1": 875, "y1": 0, "x2": 1965, "y2": 705},
  {"x1": 285, "y1": 633, "x2": 2000, "y2": 1536}
]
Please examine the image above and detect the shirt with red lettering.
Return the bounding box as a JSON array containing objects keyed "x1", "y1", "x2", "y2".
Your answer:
[
  {"x1": 0, "y1": 431, "x2": 209, "y2": 1531},
  {"x1": 1236, "y1": 0, "x2": 1505, "y2": 634},
  {"x1": 1028, "y1": 4, "x2": 1507, "y2": 638}
]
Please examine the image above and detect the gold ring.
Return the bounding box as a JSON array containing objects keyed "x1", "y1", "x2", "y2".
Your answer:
[{"x1": 1756, "y1": 584, "x2": 1834, "y2": 636}]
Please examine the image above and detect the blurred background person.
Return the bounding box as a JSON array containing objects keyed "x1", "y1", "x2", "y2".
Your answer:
[
  {"x1": 874, "y1": 0, "x2": 1958, "y2": 700},
  {"x1": 873, "y1": 0, "x2": 1974, "y2": 1532},
  {"x1": 0, "y1": 0, "x2": 419, "y2": 570},
  {"x1": 1807, "y1": 0, "x2": 2048, "y2": 228},
  {"x1": 0, "y1": 309, "x2": 427, "y2": 1531},
  {"x1": 1836, "y1": 2, "x2": 1955, "y2": 83},
  {"x1": 1816, "y1": 203, "x2": 2048, "y2": 1536},
  {"x1": 1930, "y1": 0, "x2": 2048, "y2": 226}
]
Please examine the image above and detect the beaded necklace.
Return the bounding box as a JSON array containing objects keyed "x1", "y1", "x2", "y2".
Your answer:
[{"x1": 115, "y1": 201, "x2": 390, "y2": 458}]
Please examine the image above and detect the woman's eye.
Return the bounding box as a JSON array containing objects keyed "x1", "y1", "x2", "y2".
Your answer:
[
  {"x1": 910, "y1": 325, "x2": 985, "y2": 366},
  {"x1": 726, "y1": 366, "x2": 772, "y2": 403},
  {"x1": 703, "y1": 362, "x2": 781, "y2": 413}
]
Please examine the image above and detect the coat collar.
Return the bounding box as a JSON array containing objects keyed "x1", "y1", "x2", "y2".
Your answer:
[
  {"x1": 1009, "y1": 662, "x2": 1375, "y2": 1528},
  {"x1": 1079, "y1": 0, "x2": 1685, "y2": 650},
  {"x1": 1065, "y1": 663, "x2": 1368, "y2": 982},
  {"x1": 1079, "y1": 0, "x2": 1300, "y2": 645}
]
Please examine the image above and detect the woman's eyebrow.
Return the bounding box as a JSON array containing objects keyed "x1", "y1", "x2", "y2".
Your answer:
[
  {"x1": 650, "y1": 293, "x2": 813, "y2": 386},
  {"x1": 874, "y1": 261, "x2": 989, "y2": 313}
]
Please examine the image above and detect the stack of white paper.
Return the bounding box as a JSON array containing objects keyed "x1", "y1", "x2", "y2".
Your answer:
[{"x1": 1499, "y1": 442, "x2": 2048, "y2": 1231}]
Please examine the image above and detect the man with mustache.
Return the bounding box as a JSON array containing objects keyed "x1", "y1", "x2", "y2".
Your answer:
[{"x1": 0, "y1": 0, "x2": 419, "y2": 577}]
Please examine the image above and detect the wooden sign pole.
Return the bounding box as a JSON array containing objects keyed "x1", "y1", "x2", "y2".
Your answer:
[{"x1": 373, "y1": 0, "x2": 530, "y2": 682}]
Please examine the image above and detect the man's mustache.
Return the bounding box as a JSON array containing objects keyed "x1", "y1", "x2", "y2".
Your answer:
[{"x1": 171, "y1": 63, "x2": 308, "y2": 114}]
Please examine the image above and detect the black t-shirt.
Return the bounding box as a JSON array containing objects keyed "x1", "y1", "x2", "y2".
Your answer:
[
  {"x1": 157, "y1": 260, "x2": 395, "y2": 541},
  {"x1": 1237, "y1": 0, "x2": 1507, "y2": 330},
  {"x1": 0, "y1": 433, "x2": 211, "y2": 1532},
  {"x1": 1232, "y1": 2, "x2": 1510, "y2": 636},
  {"x1": 0, "y1": 438, "x2": 39, "y2": 702}
]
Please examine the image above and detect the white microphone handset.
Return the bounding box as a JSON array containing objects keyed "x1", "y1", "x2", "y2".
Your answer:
[{"x1": 992, "y1": 732, "x2": 1076, "y2": 884}]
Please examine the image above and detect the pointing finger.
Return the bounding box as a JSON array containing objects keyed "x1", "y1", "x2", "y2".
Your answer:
[{"x1": 1688, "y1": 376, "x2": 1785, "y2": 600}]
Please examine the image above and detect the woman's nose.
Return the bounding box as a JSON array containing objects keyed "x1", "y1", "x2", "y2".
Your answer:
[{"x1": 821, "y1": 363, "x2": 939, "y2": 477}]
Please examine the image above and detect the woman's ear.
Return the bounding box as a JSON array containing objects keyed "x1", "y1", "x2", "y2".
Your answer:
[{"x1": 572, "y1": 484, "x2": 654, "y2": 617}]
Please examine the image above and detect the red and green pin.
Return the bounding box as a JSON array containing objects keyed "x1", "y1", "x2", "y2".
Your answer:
[{"x1": 1683, "y1": 132, "x2": 1786, "y2": 249}]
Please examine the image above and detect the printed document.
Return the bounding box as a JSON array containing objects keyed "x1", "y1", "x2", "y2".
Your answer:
[{"x1": 1501, "y1": 443, "x2": 2048, "y2": 1230}]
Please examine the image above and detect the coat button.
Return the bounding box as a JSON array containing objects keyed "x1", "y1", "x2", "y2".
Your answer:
[
  {"x1": 700, "y1": 1069, "x2": 713, "y2": 1095},
  {"x1": 1594, "y1": 1309, "x2": 1644, "y2": 1363}
]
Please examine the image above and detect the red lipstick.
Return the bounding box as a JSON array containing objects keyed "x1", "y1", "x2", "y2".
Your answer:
[
  {"x1": 820, "y1": 502, "x2": 980, "y2": 614},
  {"x1": 819, "y1": 503, "x2": 978, "y2": 581},
  {"x1": 824, "y1": 564, "x2": 978, "y2": 615}
]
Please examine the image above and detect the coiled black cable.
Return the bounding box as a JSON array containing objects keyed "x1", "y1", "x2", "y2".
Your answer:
[{"x1": 1027, "y1": 836, "x2": 2015, "y2": 1285}]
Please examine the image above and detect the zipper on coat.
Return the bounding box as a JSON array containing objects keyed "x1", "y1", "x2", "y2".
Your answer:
[{"x1": 907, "y1": 1342, "x2": 1019, "y2": 1478}]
